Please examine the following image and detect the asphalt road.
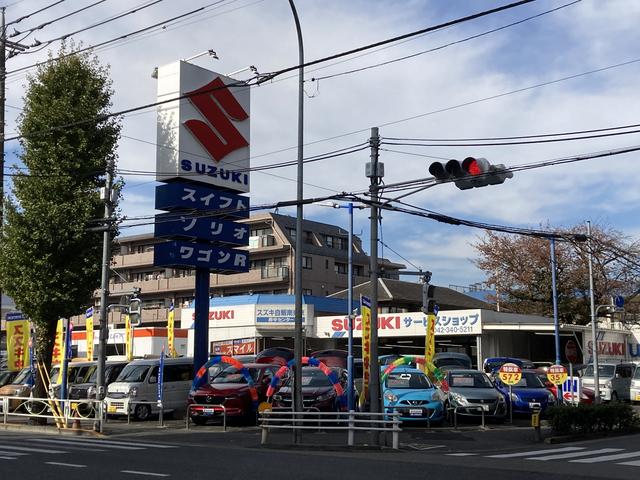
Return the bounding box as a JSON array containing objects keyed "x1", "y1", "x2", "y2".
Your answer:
[{"x1": 0, "y1": 427, "x2": 640, "y2": 480}]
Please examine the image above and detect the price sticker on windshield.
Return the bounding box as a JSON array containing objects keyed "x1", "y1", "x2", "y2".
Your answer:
[
  {"x1": 498, "y1": 363, "x2": 522, "y2": 385},
  {"x1": 546, "y1": 364, "x2": 568, "y2": 385}
]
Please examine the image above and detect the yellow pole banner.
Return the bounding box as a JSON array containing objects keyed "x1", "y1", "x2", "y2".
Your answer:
[
  {"x1": 125, "y1": 314, "x2": 133, "y2": 361},
  {"x1": 167, "y1": 302, "x2": 176, "y2": 358},
  {"x1": 85, "y1": 307, "x2": 94, "y2": 361},
  {"x1": 358, "y1": 295, "x2": 372, "y2": 409},
  {"x1": 425, "y1": 313, "x2": 436, "y2": 365},
  {"x1": 52, "y1": 319, "x2": 64, "y2": 364},
  {"x1": 6, "y1": 319, "x2": 30, "y2": 372}
]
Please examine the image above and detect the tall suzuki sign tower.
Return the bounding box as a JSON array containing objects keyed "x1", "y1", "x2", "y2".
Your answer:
[{"x1": 154, "y1": 61, "x2": 250, "y2": 374}]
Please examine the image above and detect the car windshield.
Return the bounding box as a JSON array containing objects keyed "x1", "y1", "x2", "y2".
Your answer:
[
  {"x1": 507, "y1": 372, "x2": 545, "y2": 388},
  {"x1": 211, "y1": 366, "x2": 261, "y2": 384},
  {"x1": 116, "y1": 364, "x2": 151, "y2": 383},
  {"x1": 13, "y1": 368, "x2": 32, "y2": 384},
  {"x1": 386, "y1": 372, "x2": 432, "y2": 389},
  {"x1": 448, "y1": 372, "x2": 492, "y2": 388},
  {"x1": 283, "y1": 369, "x2": 334, "y2": 388},
  {"x1": 634, "y1": 368, "x2": 640, "y2": 380},
  {"x1": 584, "y1": 365, "x2": 615, "y2": 378},
  {"x1": 435, "y1": 358, "x2": 470, "y2": 368}
]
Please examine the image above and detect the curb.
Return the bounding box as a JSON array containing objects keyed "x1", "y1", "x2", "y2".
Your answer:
[
  {"x1": 544, "y1": 429, "x2": 640, "y2": 444},
  {"x1": 0, "y1": 423, "x2": 105, "y2": 437}
]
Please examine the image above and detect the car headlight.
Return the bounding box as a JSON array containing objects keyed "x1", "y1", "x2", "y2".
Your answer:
[
  {"x1": 384, "y1": 391, "x2": 398, "y2": 403},
  {"x1": 449, "y1": 392, "x2": 467, "y2": 406},
  {"x1": 87, "y1": 386, "x2": 96, "y2": 398},
  {"x1": 316, "y1": 391, "x2": 335, "y2": 402},
  {"x1": 432, "y1": 391, "x2": 443, "y2": 402},
  {"x1": 128, "y1": 387, "x2": 138, "y2": 398},
  {"x1": 273, "y1": 394, "x2": 282, "y2": 402},
  {"x1": 510, "y1": 392, "x2": 519, "y2": 401}
]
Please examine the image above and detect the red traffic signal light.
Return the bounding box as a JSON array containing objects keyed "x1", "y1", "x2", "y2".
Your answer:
[{"x1": 428, "y1": 157, "x2": 513, "y2": 190}]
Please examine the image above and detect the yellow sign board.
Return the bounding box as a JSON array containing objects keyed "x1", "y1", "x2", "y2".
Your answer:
[
  {"x1": 498, "y1": 362, "x2": 522, "y2": 385},
  {"x1": 546, "y1": 364, "x2": 568, "y2": 386}
]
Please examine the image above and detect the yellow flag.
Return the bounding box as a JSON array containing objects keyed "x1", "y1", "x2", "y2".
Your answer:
[
  {"x1": 6, "y1": 320, "x2": 30, "y2": 372},
  {"x1": 424, "y1": 313, "x2": 436, "y2": 366},
  {"x1": 167, "y1": 302, "x2": 176, "y2": 358},
  {"x1": 85, "y1": 307, "x2": 94, "y2": 361},
  {"x1": 358, "y1": 295, "x2": 371, "y2": 409},
  {"x1": 52, "y1": 319, "x2": 64, "y2": 364},
  {"x1": 125, "y1": 315, "x2": 133, "y2": 361}
]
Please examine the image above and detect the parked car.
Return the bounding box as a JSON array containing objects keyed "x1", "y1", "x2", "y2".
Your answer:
[
  {"x1": 310, "y1": 349, "x2": 348, "y2": 368},
  {"x1": 534, "y1": 369, "x2": 559, "y2": 399},
  {"x1": 188, "y1": 362, "x2": 279, "y2": 425},
  {"x1": 444, "y1": 369, "x2": 506, "y2": 421},
  {"x1": 532, "y1": 361, "x2": 554, "y2": 372},
  {"x1": 492, "y1": 369, "x2": 556, "y2": 415},
  {"x1": 255, "y1": 348, "x2": 294, "y2": 366},
  {"x1": 0, "y1": 367, "x2": 34, "y2": 411},
  {"x1": 629, "y1": 366, "x2": 640, "y2": 404},
  {"x1": 483, "y1": 357, "x2": 535, "y2": 373},
  {"x1": 433, "y1": 352, "x2": 473, "y2": 371},
  {"x1": 582, "y1": 362, "x2": 636, "y2": 402},
  {"x1": 106, "y1": 357, "x2": 194, "y2": 420},
  {"x1": 69, "y1": 360, "x2": 128, "y2": 414},
  {"x1": 273, "y1": 366, "x2": 349, "y2": 412},
  {"x1": 382, "y1": 365, "x2": 445, "y2": 424},
  {"x1": 0, "y1": 370, "x2": 19, "y2": 388},
  {"x1": 49, "y1": 361, "x2": 96, "y2": 398}
]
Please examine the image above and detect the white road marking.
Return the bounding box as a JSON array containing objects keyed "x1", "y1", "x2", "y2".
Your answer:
[
  {"x1": 528, "y1": 448, "x2": 623, "y2": 461},
  {"x1": 25, "y1": 439, "x2": 105, "y2": 451},
  {"x1": 68, "y1": 438, "x2": 178, "y2": 449},
  {"x1": 46, "y1": 462, "x2": 87, "y2": 468},
  {"x1": 31, "y1": 438, "x2": 142, "y2": 450},
  {"x1": 0, "y1": 451, "x2": 28, "y2": 456},
  {"x1": 572, "y1": 451, "x2": 640, "y2": 463},
  {"x1": 446, "y1": 453, "x2": 478, "y2": 456},
  {"x1": 121, "y1": 470, "x2": 170, "y2": 477},
  {"x1": 0, "y1": 457, "x2": 17, "y2": 460},
  {"x1": 617, "y1": 459, "x2": 640, "y2": 467},
  {"x1": 0, "y1": 445, "x2": 66, "y2": 454},
  {"x1": 487, "y1": 447, "x2": 584, "y2": 458}
]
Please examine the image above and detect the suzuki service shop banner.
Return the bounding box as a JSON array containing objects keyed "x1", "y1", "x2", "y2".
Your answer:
[{"x1": 315, "y1": 309, "x2": 482, "y2": 338}]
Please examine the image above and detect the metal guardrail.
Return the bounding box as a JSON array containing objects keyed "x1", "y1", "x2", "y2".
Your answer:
[
  {"x1": 185, "y1": 403, "x2": 227, "y2": 431},
  {"x1": 260, "y1": 410, "x2": 402, "y2": 449},
  {"x1": 448, "y1": 405, "x2": 489, "y2": 429},
  {"x1": 0, "y1": 395, "x2": 104, "y2": 432}
]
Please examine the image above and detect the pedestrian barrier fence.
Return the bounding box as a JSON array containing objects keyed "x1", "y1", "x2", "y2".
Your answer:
[
  {"x1": 448, "y1": 405, "x2": 489, "y2": 429},
  {"x1": 259, "y1": 410, "x2": 402, "y2": 449},
  {"x1": 0, "y1": 395, "x2": 104, "y2": 432},
  {"x1": 186, "y1": 403, "x2": 227, "y2": 431}
]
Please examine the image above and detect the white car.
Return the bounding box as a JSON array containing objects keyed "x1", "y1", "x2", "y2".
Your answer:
[{"x1": 582, "y1": 363, "x2": 635, "y2": 402}]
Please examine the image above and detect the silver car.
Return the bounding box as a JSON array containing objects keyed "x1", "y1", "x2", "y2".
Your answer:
[{"x1": 445, "y1": 369, "x2": 507, "y2": 420}]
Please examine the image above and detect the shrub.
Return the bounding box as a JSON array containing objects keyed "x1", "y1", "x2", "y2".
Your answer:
[{"x1": 547, "y1": 403, "x2": 639, "y2": 435}]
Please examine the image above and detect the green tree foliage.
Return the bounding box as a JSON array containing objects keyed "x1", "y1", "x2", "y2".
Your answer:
[
  {"x1": 0, "y1": 47, "x2": 120, "y2": 397},
  {"x1": 472, "y1": 224, "x2": 640, "y2": 325}
]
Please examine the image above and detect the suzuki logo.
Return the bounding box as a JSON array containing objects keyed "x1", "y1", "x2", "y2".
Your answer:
[{"x1": 184, "y1": 77, "x2": 249, "y2": 162}]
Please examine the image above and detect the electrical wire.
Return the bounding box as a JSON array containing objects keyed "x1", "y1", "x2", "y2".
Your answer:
[
  {"x1": 309, "y1": 1, "x2": 579, "y2": 83},
  {"x1": 7, "y1": 0, "x2": 65, "y2": 26}
]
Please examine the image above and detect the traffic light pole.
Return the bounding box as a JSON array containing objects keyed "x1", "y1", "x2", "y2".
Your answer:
[{"x1": 367, "y1": 127, "x2": 382, "y2": 444}]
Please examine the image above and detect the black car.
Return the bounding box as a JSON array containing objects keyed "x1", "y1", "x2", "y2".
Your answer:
[
  {"x1": 272, "y1": 367, "x2": 349, "y2": 412},
  {"x1": 69, "y1": 361, "x2": 127, "y2": 415}
]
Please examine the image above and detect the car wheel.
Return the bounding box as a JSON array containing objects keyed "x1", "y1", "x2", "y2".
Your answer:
[
  {"x1": 190, "y1": 416, "x2": 207, "y2": 426},
  {"x1": 133, "y1": 404, "x2": 151, "y2": 421},
  {"x1": 611, "y1": 392, "x2": 619, "y2": 402}
]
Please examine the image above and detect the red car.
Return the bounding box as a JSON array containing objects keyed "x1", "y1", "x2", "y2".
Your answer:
[
  {"x1": 534, "y1": 369, "x2": 594, "y2": 404},
  {"x1": 188, "y1": 363, "x2": 279, "y2": 425}
]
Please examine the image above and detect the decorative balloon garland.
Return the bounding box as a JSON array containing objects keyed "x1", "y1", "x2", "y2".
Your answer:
[
  {"x1": 192, "y1": 355, "x2": 259, "y2": 405},
  {"x1": 265, "y1": 356, "x2": 347, "y2": 410},
  {"x1": 381, "y1": 355, "x2": 449, "y2": 392}
]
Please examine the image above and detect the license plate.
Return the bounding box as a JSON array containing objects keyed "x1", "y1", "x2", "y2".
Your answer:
[
  {"x1": 635, "y1": 394, "x2": 640, "y2": 401},
  {"x1": 409, "y1": 408, "x2": 422, "y2": 416},
  {"x1": 480, "y1": 404, "x2": 490, "y2": 411},
  {"x1": 70, "y1": 402, "x2": 78, "y2": 410},
  {"x1": 107, "y1": 405, "x2": 117, "y2": 414},
  {"x1": 203, "y1": 408, "x2": 216, "y2": 415},
  {"x1": 529, "y1": 402, "x2": 541, "y2": 408}
]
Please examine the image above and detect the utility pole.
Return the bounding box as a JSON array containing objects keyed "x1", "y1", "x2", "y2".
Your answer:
[
  {"x1": 586, "y1": 221, "x2": 600, "y2": 403},
  {"x1": 95, "y1": 157, "x2": 115, "y2": 428},
  {"x1": 366, "y1": 127, "x2": 382, "y2": 442}
]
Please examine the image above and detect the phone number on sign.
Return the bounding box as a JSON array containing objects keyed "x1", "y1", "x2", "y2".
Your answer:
[{"x1": 435, "y1": 325, "x2": 479, "y2": 335}]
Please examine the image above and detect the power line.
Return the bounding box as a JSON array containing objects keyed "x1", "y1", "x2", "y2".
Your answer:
[
  {"x1": 257, "y1": 0, "x2": 537, "y2": 83},
  {"x1": 7, "y1": 0, "x2": 65, "y2": 26},
  {"x1": 309, "y1": 0, "x2": 579, "y2": 83}
]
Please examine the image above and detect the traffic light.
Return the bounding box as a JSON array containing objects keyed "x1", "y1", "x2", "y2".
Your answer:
[
  {"x1": 429, "y1": 157, "x2": 513, "y2": 190},
  {"x1": 129, "y1": 288, "x2": 142, "y2": 326},
  {"x1": 421, "y1": 275, "x2": 437, "y2": 315}
]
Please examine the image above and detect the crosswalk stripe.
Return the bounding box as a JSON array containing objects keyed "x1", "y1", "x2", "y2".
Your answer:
[
  {"x1": 446, "y1": 453, "x2": 478, "y2": 456},
  {"x1": 31, "y1": 439, "x2": 143, "y2": 451},
  {"x1": 0, "y1": 457, "x2": 17, "y2": 460},
  {"x1": 617, "y1": 460, "x2": 640, "y2": 467},
  {"x1": 0, "y1": 445, "x2": 67, "y2": 454},
  {"x1": 46, "y1": 462, "x2": 87, "y2": 468},
  {"x1": 0, "y1": 451, "x2": 27, "y2": 456},
  {"x1": 22, "y1": 439, "x2": 105, "y2": 452},
  {"x1": 571, "y1": 451, "x2": 640, "y2": 464},
  {"x1": 121, "y1": 470, "x2": 170, "y2": 477},
  {"x1": 528, "y1": 448, "x2": 623, "y2": 461},
  {"x1": 56, "y1": 438, "x2": 178, "y2": 449},
  {"x1": 487, "y1": 447, "x2": 584, "y2": 458}
]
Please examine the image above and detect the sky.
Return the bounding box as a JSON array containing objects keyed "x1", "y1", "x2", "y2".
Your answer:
[{"x1": 2, "y1": 0, "x2": 640, "y2": 292}]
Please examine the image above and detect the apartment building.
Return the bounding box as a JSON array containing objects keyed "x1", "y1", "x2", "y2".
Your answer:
[{"x1": 72, "y1": 212, "x2": 404, "y2": 332}]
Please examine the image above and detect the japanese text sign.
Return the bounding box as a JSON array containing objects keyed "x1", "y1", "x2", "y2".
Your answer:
[
  {"x1": 154, "y1": 240, "x2": 249, "y2": 273},
  {"x1": 498, "y1": 363, "x2": 522, "y2": 385},
  {"x1": 547, "y1": 364, "x2": 568, "y2": 386}
]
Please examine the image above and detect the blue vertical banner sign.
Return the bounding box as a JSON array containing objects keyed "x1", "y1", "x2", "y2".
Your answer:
[
  {"x1": 157, "y1": 345, "x2": 165, "y2": 408},
  {"x1": 154, "y1": 60, "x2": 251, "y2": 377}
]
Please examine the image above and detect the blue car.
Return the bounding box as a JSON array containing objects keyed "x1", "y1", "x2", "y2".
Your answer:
[
  {"x1": 382, "y1": 366, "x2": 445, "y2": 424},
  {"x1": 483, "y1": 357, "x2": 534, "y2": 373},
  {"x1": 493, "y1": 369, "x2": 556, "y2": 415}
]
